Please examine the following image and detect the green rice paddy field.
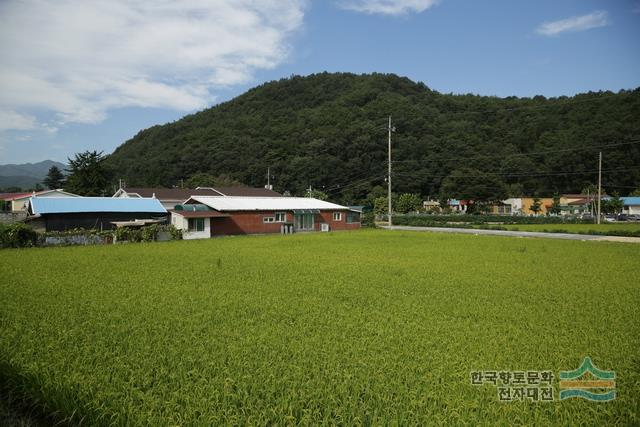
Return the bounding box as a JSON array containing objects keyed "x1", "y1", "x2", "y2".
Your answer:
[{"x1": 1, "y1": 230, "x2": 639, "y2": 425}]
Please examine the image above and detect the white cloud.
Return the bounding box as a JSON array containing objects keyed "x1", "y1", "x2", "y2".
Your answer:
[
  {"x1": 0, "y1": 110, "x2": 37, "y2": 131},
  {"x1": 536, "y1": 11, "x2": 609, "y2": 36},
  {"x1": 338, "y1": 0, "x2": 439, "y2": 16},
  {"x1": 0, "y1": 0, "x2": 306, "y2": 130}
]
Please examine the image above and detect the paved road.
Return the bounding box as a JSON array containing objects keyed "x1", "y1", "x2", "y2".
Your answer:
[{"x1": 382, "y1": 225, "x2": 640, "y2": 244}]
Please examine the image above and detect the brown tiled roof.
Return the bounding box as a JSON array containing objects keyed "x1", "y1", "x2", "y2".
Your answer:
[
  {"x1": 171, "y1": 210, "x2": 229, "y2": 218},
  {"x1": 211, "y1": 186, "x2": 281, "y2": 197},
  {"x1": 120, "y1": 186, "x2": 280, "y2": 200},
  {"x1": 121, "y1": 187, "x2": 221, "y2": 200}
]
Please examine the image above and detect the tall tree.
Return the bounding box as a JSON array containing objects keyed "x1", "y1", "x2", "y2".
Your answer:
[
  {"x1": 608, "y1": 192, "x2": 624, "y2": 214},
  {"x1": 65, "y1": 151, "x2": 112, "y2": 196},
  {"x1": 549, "y1": 193, "x2": 561, "y2": 215},
  {"x1": 43, "y1": 165, "x2": 65, "y2": 189},
  {"x1": 530, "y1": 198, "x2": 542, "y2": 215},
  {"x1": 305, "y1": 188, "x2": 328, "y2": 200},
  {"x1": 395, "y1": 193, "x2": 422, "y2": 213}
]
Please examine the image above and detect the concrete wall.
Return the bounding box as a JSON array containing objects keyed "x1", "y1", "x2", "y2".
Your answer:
[{"x1": 0, "y1": 211, "x2": 27, "y2": 224}]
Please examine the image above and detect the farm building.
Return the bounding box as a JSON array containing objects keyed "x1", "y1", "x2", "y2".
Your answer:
[
  {"x1": 2, "y1": 189, "x2": 79, "y2": 212},
  {"x1": 27, "y1": 197, "x2": 167, "y2": 232},
  {"x1": 171, "y1": 196, "x2": 361, "y2": 238},
  {"x1": 621, "y1": 197, "x2": 640, "y2": 215},
  {"x1": 113, "y1": 186, "x2": 281, "y2": 209}
]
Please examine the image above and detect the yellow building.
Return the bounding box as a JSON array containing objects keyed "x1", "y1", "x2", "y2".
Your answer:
[{"x1": 519, "y1": 197, "x2": 554, "y2": 215}]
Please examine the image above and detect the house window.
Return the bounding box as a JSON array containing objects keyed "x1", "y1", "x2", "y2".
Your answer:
[
  {"x1": 275, "y1": 212, "x2": 286, "y2": 222},
  {"x1": 188, "y1": 218, "x2": 205, "y2": 232},
  {"x1": 346, "y1": 212, "x2": 360, "y2": 223},
  {"x1": 263, "y1": 216, "x2": 275, "y2": 223},
  {"x1": 332, "y1": 212, "x2": 342, "y2": 221}
]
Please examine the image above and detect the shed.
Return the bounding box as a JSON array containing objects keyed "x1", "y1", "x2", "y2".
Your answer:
[{"x1": 27, "y1": 197, "x2": 167, "y2": 231}]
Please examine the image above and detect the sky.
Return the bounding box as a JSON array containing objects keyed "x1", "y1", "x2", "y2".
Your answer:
[{"x1": 0, "y1": 0, "x2": 639, "y2": 164}]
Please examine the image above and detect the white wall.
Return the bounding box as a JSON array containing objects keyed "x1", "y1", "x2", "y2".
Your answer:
[
  {"x1": 626, "y1": 205, "x2": 640, "y2": 215},
  {"x1": 171, "y1": 212, "x2": 210, "y2": 239}
]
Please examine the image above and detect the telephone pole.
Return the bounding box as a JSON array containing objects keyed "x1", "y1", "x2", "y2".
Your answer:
[
  {"x1": 387, "y1": 116, "x2": 394, "y2": 227},
  {"x1": 597, "y1": 151, "x2": 602, "y2": 224}
]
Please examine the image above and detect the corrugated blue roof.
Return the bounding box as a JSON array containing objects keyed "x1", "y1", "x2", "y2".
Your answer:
[
  {"x1": 621, "y1": 197, "x2": 640, "y2": 206},
  {"x1": 30, "y1": 197, "x2": 167, "y2": 214}
]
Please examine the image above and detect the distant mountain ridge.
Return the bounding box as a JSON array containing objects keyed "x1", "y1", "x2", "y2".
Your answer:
[{"x1": 0, "y1": 160, "x2": 66, "y2": 190}]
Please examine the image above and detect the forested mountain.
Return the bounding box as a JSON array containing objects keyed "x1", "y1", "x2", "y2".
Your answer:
[
  {"x1": 106, "y1": 73, "x2": 640, "y2": 203},
  {"x1": 0, "y1": 160, "x2": 66, "y2": 190}
]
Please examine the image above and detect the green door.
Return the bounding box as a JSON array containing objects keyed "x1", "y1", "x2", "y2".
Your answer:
[{"x1": 294, "y1": 213, "x2": 314, "y2": 231}]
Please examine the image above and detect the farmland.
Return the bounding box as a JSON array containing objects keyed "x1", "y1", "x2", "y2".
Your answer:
[{"x1": 1, "y1": 230, "x2": 639, "y2": 425}]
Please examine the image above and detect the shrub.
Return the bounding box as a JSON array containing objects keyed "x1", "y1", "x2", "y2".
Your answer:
[
  {"x1": 0, "y1": 223, "x2": 38, "y2": 248},
  {"x1": 361, "y1": 211, "x2": 375, "y2": 227},
  {"x1": 141, "y1": 224, "x2": 159, "y2": 242}
]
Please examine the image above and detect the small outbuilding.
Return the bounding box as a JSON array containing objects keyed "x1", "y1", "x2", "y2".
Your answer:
[
  {"x1": 4, "y1": 189, "x2": 79, "y2": 212},
  {"x1": 170, "y1": 204, "x2": 230, "y2": 240},
  {"x1": 27, "y1": 197, "x2": 167, "y2": 232}
]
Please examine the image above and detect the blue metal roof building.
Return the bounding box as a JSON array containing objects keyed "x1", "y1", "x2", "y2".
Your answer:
[
  {"x1": 30, "y1": 197, "x2": 166, "y2": 215},
  {"x1": 27, "y1": 197, "x2": 167, "y2": 232},
  {"x1": 621, "y1": 197, "x2": 640, "y2": 206}
]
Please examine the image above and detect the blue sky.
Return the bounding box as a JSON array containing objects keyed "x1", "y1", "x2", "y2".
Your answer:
[{"x1": 0, "y1": 0, "x2": 639, "y2": 164}]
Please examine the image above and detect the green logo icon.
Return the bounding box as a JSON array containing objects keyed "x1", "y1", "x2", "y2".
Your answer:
[{"x1": 559, "y1": 357, "x2": 616, "y2": 401}]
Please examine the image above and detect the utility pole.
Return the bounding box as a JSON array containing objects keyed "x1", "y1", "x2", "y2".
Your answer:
[
  {"x1": 387, "y1": 116, "x2": 394, "y2": 227},
  {"x1": 597, "y1": 151, "x2": 602, "y2": 224},
  {"x1": 267, "y1": 167, "x2": 270, "y2": 189}
]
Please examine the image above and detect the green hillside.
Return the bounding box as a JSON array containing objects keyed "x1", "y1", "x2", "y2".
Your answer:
[{"x1": 106, "y1": 73, "x2": 640, "y2": 202}]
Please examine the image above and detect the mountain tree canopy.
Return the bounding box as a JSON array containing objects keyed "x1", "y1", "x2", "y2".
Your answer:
[{"x1": 104, "y1": 73, "x2": 640, "y2": 204}]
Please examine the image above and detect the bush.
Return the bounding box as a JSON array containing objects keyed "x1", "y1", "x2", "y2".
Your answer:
[
  {"x1": 141, "y1": 224, "x2": 159, "y2": 242},
  {"x1": 115, "y1": 224, "x2": 181, "y2": 243},
  {"x1": 360, "y1": 211, "x2": 375, "y2": 227},
  {"x1": 0, "y1": 223, "x2": 38, "y2": 248}
]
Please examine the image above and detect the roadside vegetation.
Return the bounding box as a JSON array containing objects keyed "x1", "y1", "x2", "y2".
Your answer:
[
  {"x1": 1, "y1": 230, "x2": 638, "y2": 425},
  {"x1": 391, "y1": 214, "x2": 640, "y2": 236}
]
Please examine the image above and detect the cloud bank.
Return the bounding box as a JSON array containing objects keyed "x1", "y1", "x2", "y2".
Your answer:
[
  {"x1": 536, "y1": 11, "x2": 609, "y2": 36},
  {"x1": 338, "y1": 0, "x2": 439, "y2": 16},
  {"x1": 0, "y1": 0, "x2": 306, "y2": 131}
]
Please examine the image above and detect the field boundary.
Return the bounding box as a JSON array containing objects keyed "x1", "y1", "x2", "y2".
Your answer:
[{"x1": 383, "y1": 225, "x2": 640, "y2": 243}]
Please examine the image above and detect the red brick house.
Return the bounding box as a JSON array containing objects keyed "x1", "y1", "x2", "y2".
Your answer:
[{"x1": 172, "y1": 196, "x2": 361, "y2": 238}]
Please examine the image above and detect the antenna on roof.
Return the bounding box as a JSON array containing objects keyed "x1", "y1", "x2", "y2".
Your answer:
[{"x1": 265, "y1": 167, "x2": 273, "y2": 190}]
